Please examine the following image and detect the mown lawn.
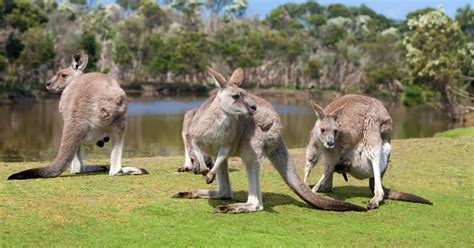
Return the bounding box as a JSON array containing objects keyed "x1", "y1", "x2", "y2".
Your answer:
[
  {"x1": 434, "y1": 127, "x2": 474, "y2": 138},
  {"x1": 1, "y1": 137, "x2": 473, "y2": 247}
]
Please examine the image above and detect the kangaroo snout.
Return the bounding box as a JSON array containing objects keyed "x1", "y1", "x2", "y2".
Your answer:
[{"x1": 249, "y1": 104, "x2": 257, "y2": 114}]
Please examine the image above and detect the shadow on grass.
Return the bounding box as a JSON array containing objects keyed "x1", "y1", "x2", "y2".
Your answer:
[
  {"x1": 206, "y1": 191, "x2": 311, "y2": 213},
  {"x1": 324, "y1": 185, "x2": 373, "y2": 201},
  {"x1": 60, "y1": 165, "x2": 109, "y2": 177}
]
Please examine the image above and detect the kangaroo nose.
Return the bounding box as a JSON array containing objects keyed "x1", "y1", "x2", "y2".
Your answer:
[
  {"x1": 327, "y1": 141, "x2": 334, "y2": 147},
  {"x1": 46, "y1": 81, "x2": 51, "y2": 87},
  {"x1": 250, "y1": 105, "x2": 257, "y2": 111}
]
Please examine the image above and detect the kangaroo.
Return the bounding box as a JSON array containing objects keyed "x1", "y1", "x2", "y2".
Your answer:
[
  {"x1": 172, "y1": 67, "x2": 366, "y2": 213},
  {"x1": 8, "y1": 50, "x2": 147, "y2": 180},
  {"x1": 304, "y1": 94, "x2": 432, "y2": 209}
]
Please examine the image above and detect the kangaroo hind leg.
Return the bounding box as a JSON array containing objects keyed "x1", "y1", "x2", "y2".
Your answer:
[
  {"x1": 109, "y1": 121, "x2": 148, "y2": 176},
  {"x1": 213, "y1": 151, "x2": 263, "y2": 214}
]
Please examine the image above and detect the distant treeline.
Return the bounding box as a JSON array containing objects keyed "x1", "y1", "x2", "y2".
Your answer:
[{"x1": 0, "y1": 0, "x2": 472, "y2": 118}]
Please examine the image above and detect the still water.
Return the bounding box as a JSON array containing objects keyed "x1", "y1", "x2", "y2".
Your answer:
[{"x1": 0, "y1": 93, "x2": 453, "y2": 162}]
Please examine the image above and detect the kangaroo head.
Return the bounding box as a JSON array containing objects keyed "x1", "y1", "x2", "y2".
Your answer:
[
  {"x1": 310, "y1": 100, "x2": 345, "y2": 149},
  {"x1": 207, "y1": 66, "x2": 257, "y2": 116},
  {"x1": 46, "y1": 50, "x2": 88, "y2": 93}
]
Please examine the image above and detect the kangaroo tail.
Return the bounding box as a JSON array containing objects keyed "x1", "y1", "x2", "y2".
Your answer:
[
  {"x1": 268, "y1": 137, "x2": 366, "y2": 212},
  {"x1": 384, "y1": 187, "x2": 433, "y2": 205},
  {"x1": 8, "y1": 123, "x2": 83, "y2": 180}
]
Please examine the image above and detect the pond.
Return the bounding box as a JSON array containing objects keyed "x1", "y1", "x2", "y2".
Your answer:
[{"x1": 0, "y1": 92, "x2": 455, "y2": 162}]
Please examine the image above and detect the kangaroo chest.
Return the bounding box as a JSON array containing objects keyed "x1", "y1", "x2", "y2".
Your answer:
[
  {"x1": 321, "y1": 142, "x2": 377, "y2": 180},
  {"x1": 192, "y1": 114, "x2": 241, "y2": 155}
]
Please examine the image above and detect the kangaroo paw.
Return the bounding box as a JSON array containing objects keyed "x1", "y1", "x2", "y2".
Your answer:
[
  {"x1": 171, "y1": 191, "x2": 198, "y2": 199},
  {"x1": 117, "y1": 167, "x2": 148, "y2": 175},
  {"x1": 205, "y1": 172, "x2": 216, "y2": 184},
  {"x1": 177, "y1": 166, "x2": 192, "y2": 173},
  {"x1": 368, "y1": 197, "x2": 383, "y2": 210}
]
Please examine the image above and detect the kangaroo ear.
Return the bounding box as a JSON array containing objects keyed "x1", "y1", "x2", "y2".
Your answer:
[
  {"x1": 328, "y1": 104, "x2": 346, "y2": 118},
  {"x1": 72, "y1": 49, "x2": 88, "y2": 71},
  {"x1": 310, "y1": 99, "x2": 326, "y2": 119},
  {"x1": 207, "y1": 66, "x2": 227, "y2": 88},
  {"x1": 228, "y1": 67, "x2": 244, "y2": 87}
]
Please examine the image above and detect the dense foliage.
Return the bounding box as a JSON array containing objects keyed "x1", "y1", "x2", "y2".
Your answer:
[{"x1": 0, "y1": 0, "x2": 472, "y2": 118}]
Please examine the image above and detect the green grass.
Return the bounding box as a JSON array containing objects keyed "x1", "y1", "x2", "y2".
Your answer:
[
  {"x1": 1, "y1": 137, "x2": 473, "y2": 246},
  {"x1": 434, "y1": 127, "x2": 474, "y2": 138}
]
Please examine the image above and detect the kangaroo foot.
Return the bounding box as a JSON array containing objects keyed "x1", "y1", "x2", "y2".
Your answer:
[
  {"x1": 177, "y1": 165, "x2": 192, "y2": 173},
  {"x1": 192, "y1": 166, "x2": 209, "y2": 176},
  {"x1": 114, "y1": 167, "x2": 148, "y2": 176},
  {"x1": 172, "y1": 191, "x2": 198, "y2": 199},
  {"x1": 368, "y1": 196, "x2": 384, "y2": 210},
  {"x1": 204, "y1": 172, "x2": 216, "y2": 184},
  {"x1": 213, "y1": 203, "x2": 262, "y2": 214},
  {"x1": 172, "y1": 190, "x2": 232, "y2": 200}
]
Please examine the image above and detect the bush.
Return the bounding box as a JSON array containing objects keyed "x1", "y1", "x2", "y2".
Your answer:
[{"x1": 402, "y1": 84, "x2": 434, "y2": 107}]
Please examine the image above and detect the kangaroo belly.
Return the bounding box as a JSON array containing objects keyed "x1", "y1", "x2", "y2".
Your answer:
[{"x1": 344, "y1": 145, "x2": 373, "y2": 180}]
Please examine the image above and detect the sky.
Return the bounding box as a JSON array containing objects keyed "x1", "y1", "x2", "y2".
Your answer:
[
  {"x1": 246, "y1": 0, "x2": 472, "y2": 20},
  {"x1": 97, "y1": 0, "x2": 472, "y2": 20}
]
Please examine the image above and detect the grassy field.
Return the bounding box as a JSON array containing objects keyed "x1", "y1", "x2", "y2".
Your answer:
[
  {"x1": 434, "y1": 127, "x2": 474, "y2": 138},
  {"x1": 1, "y1": 137, "x2": 473, "y2": 246}
]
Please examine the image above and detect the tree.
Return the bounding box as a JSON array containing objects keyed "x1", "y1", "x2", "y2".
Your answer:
[
  {"x1": 167, "y1": 32, "x2": 210, "y2": 77},
  {"x1": 79, "y1": 32, "x2": 100, "y2": 71},
  {"x1": 214, "y1": 22, "x2": 265, "y2": 68},
  {"x1": 404, "y1": 9, "x2": 471, "y2": 119},
  {"x1": 169, "y1": 0, "x2": 204, "y2": 31},
  {"x1": 3, "y1": 1, "x2": 48, "y2": 32},
  {"x1": 456, "y1": 5, "x2": 474, "y2": 39},
  {"x1": 18, "y1": 27, "x2": 55, "y2": 88}
]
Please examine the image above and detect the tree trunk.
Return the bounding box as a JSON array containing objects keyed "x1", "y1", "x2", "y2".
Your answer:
[{"x1": 442, "y1": 85, "x2": 459, "y2": 120}]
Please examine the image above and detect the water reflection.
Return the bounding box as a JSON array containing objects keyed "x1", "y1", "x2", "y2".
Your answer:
[{"x1": 0, "y1": 94, "x2": 455, "y2": 162}]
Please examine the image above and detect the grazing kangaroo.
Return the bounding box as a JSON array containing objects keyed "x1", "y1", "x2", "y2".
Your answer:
[
  {"x1": 8, "y1": 50, "x2": 147, "y2": 180},
  {"x1": 172, "y1": 67, "x2": 366, "y2": 213},
  {"x1": 304, "y1": 94, "x2": 432, "y2": 209}
]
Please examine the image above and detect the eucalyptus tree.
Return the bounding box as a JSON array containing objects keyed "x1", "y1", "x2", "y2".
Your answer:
[{"x1": 404, "y1": 9, "x2": 472, "y2": 119}]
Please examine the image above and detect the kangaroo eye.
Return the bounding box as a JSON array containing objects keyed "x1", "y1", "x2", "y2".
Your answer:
[
  {"x1": 334, "y1": 130, "x2": 338, "y2": 134},
  {"x1": 232, "y1": 94, "x2": 240, "y2": 100},
  {"x1": 61, "y1": 74, "x2": 67, "y2": 78},
  {"x1": 321, "y1": 128, "x2": 325, "y2": 133}
]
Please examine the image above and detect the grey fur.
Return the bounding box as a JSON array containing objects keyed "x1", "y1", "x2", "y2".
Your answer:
[
  {"x1": 172, "y1": 67, "x2": 366, "y2": 213},
  {"x1": 8, "y1": 50, "x2": 147, "y2": 180}
]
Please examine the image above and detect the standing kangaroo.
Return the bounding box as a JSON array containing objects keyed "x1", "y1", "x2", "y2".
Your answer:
[
  {"x1": 173, "y1": 67, "x2": 366, "y2": 213},
  {"x1": 304, "y1": 94, "x2": 432, "y2": 209},
  {"x1": 8, "y1": 50, "x2": 147, "y2": 180}
]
